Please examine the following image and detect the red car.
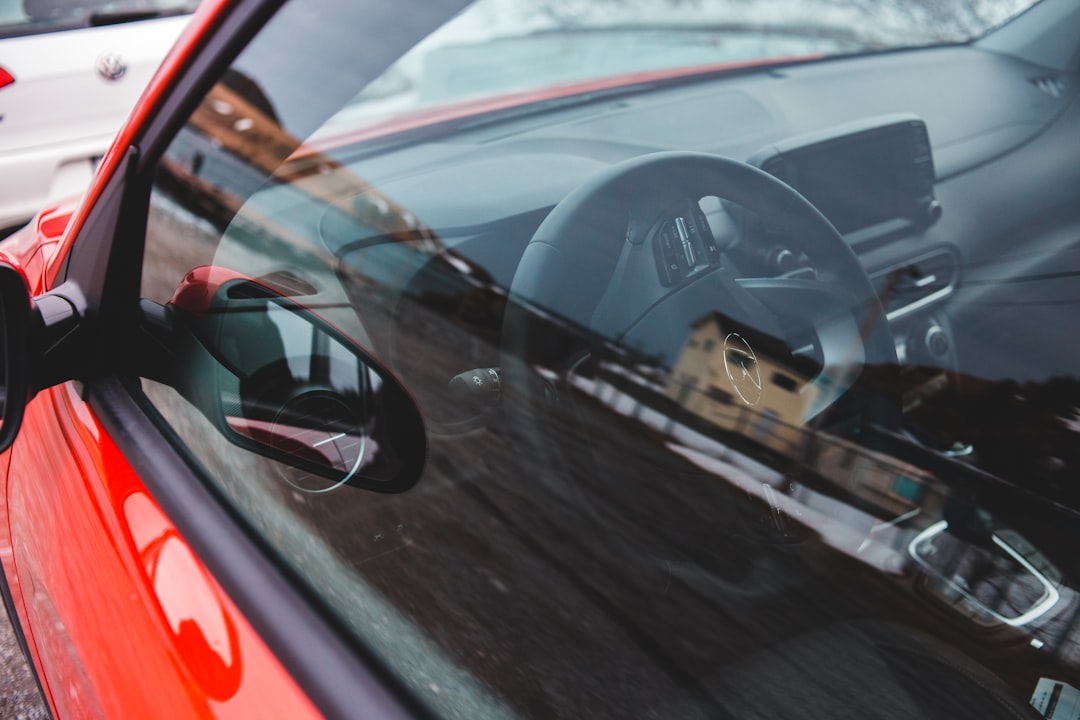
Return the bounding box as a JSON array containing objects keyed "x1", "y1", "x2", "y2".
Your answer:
[{"x1": 0, "y1": 0, "x2": 1078, "y2": 717}]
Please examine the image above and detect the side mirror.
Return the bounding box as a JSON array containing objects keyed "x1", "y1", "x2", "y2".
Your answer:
[
  {"x1": 0, "y1": 263, "x2": 31, "y2": 453},
  {"x1": 149, "y1": 267, "x2": 426, "y2": 494}
]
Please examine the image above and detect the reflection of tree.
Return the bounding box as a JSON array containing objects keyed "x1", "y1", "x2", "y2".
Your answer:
[
  {"x1": 535, "y1": 0, "x2": 701, "y2": 24},
  {"x1": 531, "y1": 0, "x2": 1029, "y2": 43},
  {"x1": 866, "y1": 0, "x2": 1025, "y2": 38}
]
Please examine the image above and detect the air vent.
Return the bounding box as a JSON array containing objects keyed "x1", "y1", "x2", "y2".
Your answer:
[
  {"x1": 871, "y1": 249, "x2": 958, "y2": 321},
  {"x1": 1030, "y1": 75, "x2": 1067, "y2": 99}
]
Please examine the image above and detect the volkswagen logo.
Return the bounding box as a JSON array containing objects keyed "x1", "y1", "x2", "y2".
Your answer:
[
  {"x1": 723, "y1": 333, "x2": 763, "y2": 406},
  {"x1": 95, "y1": 52, "x2": 127, "y2": 82}
]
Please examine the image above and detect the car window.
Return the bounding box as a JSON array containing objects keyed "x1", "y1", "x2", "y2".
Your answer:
[
  {"x1": 0, "y1": 0, "x2": 197, "y2": 39},
  {"x1": 138, "y1": 1, "x2": 1077, "y2": 718}
]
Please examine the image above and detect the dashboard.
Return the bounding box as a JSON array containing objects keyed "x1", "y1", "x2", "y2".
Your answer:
[{"x1": 244, "y1": 40, "x2": 1080, "y2": 497}]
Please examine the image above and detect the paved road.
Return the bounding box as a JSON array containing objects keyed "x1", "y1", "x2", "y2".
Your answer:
[{"x1": 0, "y1": 606, "x2": 48, "y2": 719}]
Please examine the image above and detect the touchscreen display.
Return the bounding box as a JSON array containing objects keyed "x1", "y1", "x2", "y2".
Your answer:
[
  {"x1": 794, "y1": 132, "x2": 907, "y2": 235},
  {"x1": 756, "y1": 116, "x2": 935, "y2": 237}
]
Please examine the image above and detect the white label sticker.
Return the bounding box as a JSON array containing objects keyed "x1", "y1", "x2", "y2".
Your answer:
[{"x1": 1032, "y1": 678, "x2": 1080, "y2": 719}]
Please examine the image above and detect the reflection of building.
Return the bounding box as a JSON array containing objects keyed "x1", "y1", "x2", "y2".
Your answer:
[
  {"x1": 153, "y1": 75, "x2": 449, "y2": 339},
  {"x1": 161, "y1": 77, "x2": 438, "y2": 248},
  {"x1": 643, "y1": 315, "x2": 1072, "y2": 657},
  {"x1": 664, "y1": 313, "x2": 944, "y2": 520},
  {"x1": 665, "y1": 313, "x2": 817, "y2": 454},
  {"x1": 813, "y1": 436, "x2": 939, "y2": 514}
]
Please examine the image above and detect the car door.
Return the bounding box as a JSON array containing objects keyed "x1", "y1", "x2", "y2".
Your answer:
[
  {"x1": 0, "y1": 0, "x2": 464, "y2": 717},
  {"x1": 4, "y1": 0, "x2": 1079, "y2": 718}
]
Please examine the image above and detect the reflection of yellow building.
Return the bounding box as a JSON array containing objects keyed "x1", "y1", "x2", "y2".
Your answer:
[
  {"x1": 665, "y1": 313, "x2": 817, "y2": 455},
  {"x1": 664, "y1": 313, "x2": 942, "y2": 522}
]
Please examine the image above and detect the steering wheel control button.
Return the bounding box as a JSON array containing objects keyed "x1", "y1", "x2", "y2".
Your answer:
[
  {"x1": 695, "y1": 205, "x2": 722, "y2": 262},
  {"x1": 675, "y1": 216, "x2": 697, "y2": 267},
  {"x1": 654, "y1": 206, "x2": 720, "y2": 285},
  {"x1": 655, "y1": 228, "x2": 684, "y2": 285}
]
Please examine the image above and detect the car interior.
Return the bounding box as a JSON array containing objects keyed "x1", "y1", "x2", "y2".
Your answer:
[{"x1": 134, "y1": 0, "x2": 1080, "y2": 717}]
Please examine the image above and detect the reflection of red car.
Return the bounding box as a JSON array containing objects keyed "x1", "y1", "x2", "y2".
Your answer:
[{"x1": 2, "y1": 0, "x2": 1080, "y2": 717}]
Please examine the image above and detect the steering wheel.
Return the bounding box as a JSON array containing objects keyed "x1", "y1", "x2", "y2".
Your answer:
[
  {"x1": 501, "y1": 151, "x2": 898, "y2": 438},
  {"x1": 496, "y1": 151, "x2": 899, "y2": 594}
]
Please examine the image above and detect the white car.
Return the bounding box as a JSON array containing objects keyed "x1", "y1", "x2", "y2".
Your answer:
[{"x1": 0, "y1": 0, "x2": 198, "y2": 235}]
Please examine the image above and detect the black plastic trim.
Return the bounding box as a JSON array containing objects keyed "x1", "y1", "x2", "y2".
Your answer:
[
  {"x1": 90, "y1": 376, "x2": 427, "y2": 720},
  {"x1": 0, "y1": 265, "x2": 31, "y2": 452},
  {"x1": 56, "y1": 147, "x2": 136, "y2": 308}
]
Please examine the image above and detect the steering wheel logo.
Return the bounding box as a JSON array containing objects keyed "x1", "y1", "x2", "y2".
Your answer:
[{"x1": 723, "y1": 333, "x2": 763, "y2": 406}]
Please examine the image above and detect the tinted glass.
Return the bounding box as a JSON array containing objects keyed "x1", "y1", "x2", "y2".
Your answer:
[{"x1": 139, "y1": 1, "x2": 1079, "y2": 718}]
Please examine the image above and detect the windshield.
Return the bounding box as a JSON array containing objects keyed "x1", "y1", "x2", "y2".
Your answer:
[
  {"x1": 330, "y1": 0, "x2": 1042, "y2": 130},
  {"x1": 0, "y1": 0, "x2": 198, "y2": 39}
]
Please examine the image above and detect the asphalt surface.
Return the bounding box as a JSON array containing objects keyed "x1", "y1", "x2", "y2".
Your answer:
[{"x1": 0, "y1": 607, "x2": 47, "y2": 719}]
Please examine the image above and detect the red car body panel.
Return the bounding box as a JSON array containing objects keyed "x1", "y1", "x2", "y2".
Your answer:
[
  {"x1": 1, "y1": 380, "x2": 321, "y2": 718},
  {"x1": 0, "y1": 198, "x2": 74, "y2": 294}
]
